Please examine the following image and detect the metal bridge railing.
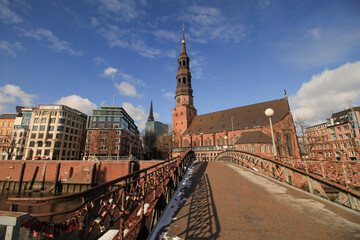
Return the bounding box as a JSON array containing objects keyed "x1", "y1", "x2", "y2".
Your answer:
[
  {"x1": 3, "y1": 151, "x2": 195, "y2": 240},
  {"x1": 214, "y1": 150, "x2": 360, "y2": 212}
]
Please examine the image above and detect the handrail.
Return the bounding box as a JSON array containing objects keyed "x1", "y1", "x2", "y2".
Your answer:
[
  {"x1": 8, "y1": 155, "x2": 181, "y2": 205},
  {"x1": 5, "y1": 150, "x2": 195, "y2": 240},
  {"x1": 214, "y1": 150, "x2": 360, "y2": 211}
]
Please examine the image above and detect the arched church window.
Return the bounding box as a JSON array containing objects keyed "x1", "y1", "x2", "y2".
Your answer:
[
  {"x1": 178, "y1": 78, "x2": 181, "y2": 84},
  {"x1": 183, "y1": 77, "x2": 186, "y2": 84},
  {"x1": 183, "y1": 60, "x2": 185, "y2": 66},
  {"x1": 217, "y1": 138, "x2": 222, "y2": 146},
  {"x1": 184, "y1": 139, "x2": 189, "y2": 147}
]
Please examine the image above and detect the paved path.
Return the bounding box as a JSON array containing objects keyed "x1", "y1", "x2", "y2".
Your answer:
[{"x1": 151, "y1": 161, "x2": 360, "y2": 240}]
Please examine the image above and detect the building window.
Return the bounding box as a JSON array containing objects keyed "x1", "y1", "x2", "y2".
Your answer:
[
  {"x1": 40, "y1": 125, "x2": 45, "y2": 131},
  {"x1": 59, "y1": 118, "x2": 65, "y2": 124},
  {"x1": 184, "y1": 139, "x2": 189, "y2": 147},
  {"x1": 251, "y1": 145, "x2": 256, "y2": 153},
  {"x1": 244, "y1": 146, "x2": 249, "y2": 151},
  {"x1": 32, "y1": 126, "x2": 38, "y2": 131}
]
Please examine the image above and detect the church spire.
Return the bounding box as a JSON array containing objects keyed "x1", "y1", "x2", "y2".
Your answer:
[
  {"x1": 147, "y1": 100, "x2": 154, "y2": 122},
  {"x1": 181, "y1": 24, "x2": 187, "y2": 55}
]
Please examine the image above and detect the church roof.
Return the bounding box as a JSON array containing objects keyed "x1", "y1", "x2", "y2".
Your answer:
[
  {"x1": 235, "y1": 131, "x2": 272, "y2": 144},
  {"x1": 182, "y1": 98, "x2": 290, "y2": 135}
]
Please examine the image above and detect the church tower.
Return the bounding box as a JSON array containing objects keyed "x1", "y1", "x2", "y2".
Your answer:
[{"x1": 172, "y1": 28, "x2": 197, "y2": 142}]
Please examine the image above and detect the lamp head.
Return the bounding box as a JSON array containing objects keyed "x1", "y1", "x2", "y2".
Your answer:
[{"x1": 265, "y1": 108, "x2": 274, "y2": 117}]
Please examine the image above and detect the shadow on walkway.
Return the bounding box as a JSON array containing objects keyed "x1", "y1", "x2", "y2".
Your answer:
[{"x1": 168, "y1": 162, "x2": 221, "y2": 239}]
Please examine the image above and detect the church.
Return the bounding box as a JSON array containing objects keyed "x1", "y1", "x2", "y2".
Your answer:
[{"x1": 172, "y1": 30, "x2": 301, "y2": 161}]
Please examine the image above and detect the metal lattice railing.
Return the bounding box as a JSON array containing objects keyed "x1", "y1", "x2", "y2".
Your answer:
[
  {"x1": 5, "y1": 151, "x2": 195, "y2": 240},
  {"x1": 213, "y1": 150, "x2": 360, "y2": 211}
]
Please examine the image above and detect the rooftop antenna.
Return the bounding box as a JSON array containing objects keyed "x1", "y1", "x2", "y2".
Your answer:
[
  {"x1": 349, "y1": 100, "x2": 354, "y2": 111},
  {"x1": 113, "y1": 94, "x2": 115, "y2": 106}
]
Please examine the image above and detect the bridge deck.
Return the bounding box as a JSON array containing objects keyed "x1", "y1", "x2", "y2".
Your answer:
[{"x1": 150, "y1": 161, "x2": 360, "y2": 240}]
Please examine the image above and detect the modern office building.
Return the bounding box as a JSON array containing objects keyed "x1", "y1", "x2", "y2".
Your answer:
[
  {"x1": 85, "y1": 106, "x2": 141, "y2": 160},
  {"x1": 12, "y1": 107, "x2": 33, "y2": 160},
  {"x1": 23, "y1": 105, "x2": 87, "y2": 160}
]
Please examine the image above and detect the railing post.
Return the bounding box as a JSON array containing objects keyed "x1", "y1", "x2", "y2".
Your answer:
[{"x1": 0, "y1": 211, "x2": 30, "y2": 240}]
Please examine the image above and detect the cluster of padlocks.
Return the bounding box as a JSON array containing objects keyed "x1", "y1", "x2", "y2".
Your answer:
[{"x1": 20, "y1": 165, "x2": 174, "y2": 239}]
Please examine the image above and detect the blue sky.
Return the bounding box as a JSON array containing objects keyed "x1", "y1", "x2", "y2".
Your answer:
[{"x1": 1, "y1": 0, "x2": 360, "y2": 130}]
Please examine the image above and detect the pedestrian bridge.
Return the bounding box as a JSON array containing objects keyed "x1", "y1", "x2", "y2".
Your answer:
[{"x1": 2, "y1": 151, "x2": 360, "y2": 239}]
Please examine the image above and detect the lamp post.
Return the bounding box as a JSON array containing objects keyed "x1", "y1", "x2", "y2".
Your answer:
[
  {"x1": 231, "y1": 116, "x2": 234, "y2": 147},
  {"x1": 224, "y1": 135, "x2": 228, "y2": 150},
  {"x1": 265, "y1": 108, "x2": 277, "y2": 157}
]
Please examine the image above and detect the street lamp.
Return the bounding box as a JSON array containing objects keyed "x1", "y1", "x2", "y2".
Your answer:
[
  {"x1": 265, "y1": 108, "x2": 277, "y2": 157},
  {"x1": 224, "y1": 135, "x2": 228, "y2": 150},
  {"x1": 231, "y1": 116, "x2": 235, "y2": 147}
]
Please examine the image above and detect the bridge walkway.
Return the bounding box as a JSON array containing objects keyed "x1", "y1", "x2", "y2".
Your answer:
[{"x1": 150, "y1": 161, "x2": 360, "y2": 240}]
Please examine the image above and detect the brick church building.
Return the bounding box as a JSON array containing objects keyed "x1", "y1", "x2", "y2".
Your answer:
[{"x1": 172, "y1": 30, "x2": 300, "y2": 161}]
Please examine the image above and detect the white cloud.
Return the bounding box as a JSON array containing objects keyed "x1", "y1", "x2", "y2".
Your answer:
[
  {"x1": 101, "y1": 67, "x2": 146, "y2": 86},
  {"x1": 102, "y1": 67, "x2": 118, "y2": 79},
  {"x1": 290, "y1": 61, "x2": 360, "y2": 124},
  {"x1": 181, "y1": 5, "x2": 247, "y2": 44},
  {"x1": 115, "y1": 81, "x2": 141, "y2": 97},
  {"x1": 152, "y1": 30, "x2": 178, "y2": 42},
  {"x1": 97, "y1": 24, "x2": 166, "y2": 59},
  {"x1": 306, "y1": 28, "x2": 321, "y2": 40},
  {"x1": 97, "y1": 0, "x2": 141, "y2": 21},
  {"x1": 0, "y1": 41, "x2": 24, "y2": 57},
  {"x1": 0, "y1": 0, "x2": 23, "y2": 24},
  {"x1": 258, "y1": 0, "x2": 271, "y2": 10},
  {"x1": 94, "y1": 56, "x2": 108, "y2": 65},
  {"x1": 191, "y1": 52, "x2": 207, "y2": 79},
  {"x1": 122, "y1": 101, "x2": 159, "y2": 130},
  {"x1": 0, "y1": 84, "x2": 36, "y2": 112},
  {"x1": 162, "y1": 89, "x2": 175, "y2": 102},
  {"x1": 121, "y1": 102, "x2": 147, "y2": 130},
  {"x1": 15, "y1": 27, "x2": 83, "y2": 56},
  {"x1": 55, "y1": 95, "x2": 97, "y2": 115}
]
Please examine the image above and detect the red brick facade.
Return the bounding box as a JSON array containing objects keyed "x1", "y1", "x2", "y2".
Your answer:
[{"x1": 171, "y1": 30, "x2": 300, "y2": 160}]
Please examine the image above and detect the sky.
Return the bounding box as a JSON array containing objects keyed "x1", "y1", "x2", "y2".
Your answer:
[{"x1": 1, "y1": 0, "x2": 360, "y2": 131}]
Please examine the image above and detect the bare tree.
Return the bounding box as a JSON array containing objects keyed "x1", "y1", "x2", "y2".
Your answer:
[
  {"x1": 156, "y1": 131, "x2": 176, "y2": 159},
  {"x1": 126, "y1": 132, "x2": 141, "y2": 160},
  {"x1": 105, "y1": 130, "x2": 116, "y2": 159},
  {"x1": 142, "y1": 131, "x2": 157, "y2": 160},
  {"x1": 2, "y1": 135, "x2": 16, "y2": 160}
]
